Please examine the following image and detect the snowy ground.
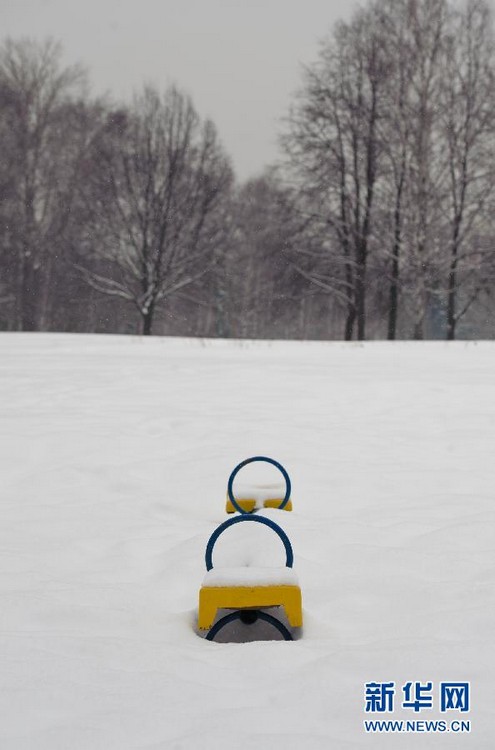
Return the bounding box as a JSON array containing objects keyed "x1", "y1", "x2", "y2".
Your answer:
[{"x1": 1, "y1": 333, "x2": 494, "y2": 749}]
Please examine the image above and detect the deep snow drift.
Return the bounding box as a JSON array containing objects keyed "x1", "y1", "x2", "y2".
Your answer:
[{"x1": 0, "y1": 333, "x2": 494, "y2": 749}]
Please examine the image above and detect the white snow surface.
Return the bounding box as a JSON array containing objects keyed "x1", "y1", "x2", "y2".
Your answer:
[{"x1": 1, "y1": 333, "x2": 494, "y2": 749}]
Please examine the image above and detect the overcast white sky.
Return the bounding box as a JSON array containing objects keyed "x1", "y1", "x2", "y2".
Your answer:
[{"x1": 2, "y1": 0, "x2": 357, "y2": 181}]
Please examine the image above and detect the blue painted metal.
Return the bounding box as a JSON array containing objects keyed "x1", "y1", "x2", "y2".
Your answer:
[
  {"x1": 227, "y1": 456, "x2": 291, "y2": 514},
  {"x1": 205, "y1": 609, "x2": 293, "y2": 641},
  {"x1": 205, "y1": 514, "x2": 294, "y2": 571}
]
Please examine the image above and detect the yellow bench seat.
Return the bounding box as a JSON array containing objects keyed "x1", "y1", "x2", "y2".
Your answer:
[
  {"x1": 198, "y1": 567, "x2": 302, "y2": 629},
  {"x1": 226, "y1": 497, "x2": 293, "y2": 513}
]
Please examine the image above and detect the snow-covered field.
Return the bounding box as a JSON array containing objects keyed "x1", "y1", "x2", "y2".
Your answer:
[{"x1": 1, "y1": 333, "x2": 494, "y2": 749}]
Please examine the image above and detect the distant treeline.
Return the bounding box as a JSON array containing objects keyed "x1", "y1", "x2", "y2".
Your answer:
[{"x1": 1, "y1": 0, "x2": 495, "y2": 340}]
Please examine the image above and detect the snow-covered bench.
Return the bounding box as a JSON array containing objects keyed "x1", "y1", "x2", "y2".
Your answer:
[
  {"x1": 225, "y1": 456, "x2": 293, "y2": 513},
  {"x1": 197, "y1": 515, "x2": 302, "y2": 631},
  {"x1": 225, "y1": 482, "x2": 293, "y2": 513}
]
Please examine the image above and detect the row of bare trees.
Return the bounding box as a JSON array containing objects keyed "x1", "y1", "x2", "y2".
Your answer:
[
  {"x1": 0, "y1": 38, "x2": 236, "y2": 336},
  {"x1": 1, "y1": 0, "x2": 495, "y2": 340},
  {"x1": 283, "y1": 0, "x2": 495, "y2": 339},
  {"x1": 0, "y1": 39, "x2": 88, "y2": 332}
]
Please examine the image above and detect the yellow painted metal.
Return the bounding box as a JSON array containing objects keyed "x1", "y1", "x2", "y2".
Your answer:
[
  {"x1": 225, "y1": 497, "x2": 293, "y2": 513},
  {"x1": 264, "y1": 499, "x2": 293, "y2": 511},
  {"x1": 225, "y1": 498, "x2": 256, "y2": 513},
  {"x1": 198, "y1": 584, "x2": 302, "y2": 629}
]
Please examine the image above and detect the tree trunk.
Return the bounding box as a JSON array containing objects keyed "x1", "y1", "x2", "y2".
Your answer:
[
  {"x1": 38, "y1": 252, "x2": 54, "y2": 331},
  {"x1": 355, "y1": 241, "x2": 367, "y2": 340},
  {"x1": 142, "y1": 305, "x2": 155, "y2": 336},
  {"x1": 412, "y1": 279, "x2": 426, "y2": 339},
  {"x1": 388, "y1": 169, "x2": 405, "y2": 340},
  {"x1": 354, "y1": 74, "x2": 378, "y2": 342},
  {"x1": 446, "y1": 259, "x2": 457, "y2": 340},
  {"x1": 387, "y1": 252, "x2": 399, "y2": 340},
  {"x1": 343, "y1": 241, "x2": 354, "y2": 340},
  {"x1": 344, "y1": 305, "x2": 355, "y2": 341},
  {"x1": 413, "y1": 317, "x2": 424, "y2": 340},
  {"x1": 19, "y1": 257, "x2": 42, "y2": 331},
  {"x1": 446, "y1": 196, "x2": 463, "y2": 340}
]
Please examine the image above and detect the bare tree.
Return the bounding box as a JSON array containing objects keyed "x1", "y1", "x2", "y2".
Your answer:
[
  {"x1": 403, "y1": 0, "x2": 449, "y2": 339},
  {"x1": 282, "y1": 0, "x2": 495, "y2": 340},
  {"x1": 370, "y1": 0, "x2": 418, "y2": 339},
  {"x1": 0, "y1": 37, "x2": 87, "y2": 331},
  {"x1": 78, "y1": 86, "x2": 233, "y2": 335},
  {"x1": 0, "y1": 79, "x2": 19, "y2": 322},
  {"x1": 225, "y1": 171, "x2": 306, "y2": 339},
  {"x1": 283, "y1": 6, "x2": 389, "y2": 340},
  {"x1": 440, "y1": 0, "x2": 495, "y2": 338}
]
